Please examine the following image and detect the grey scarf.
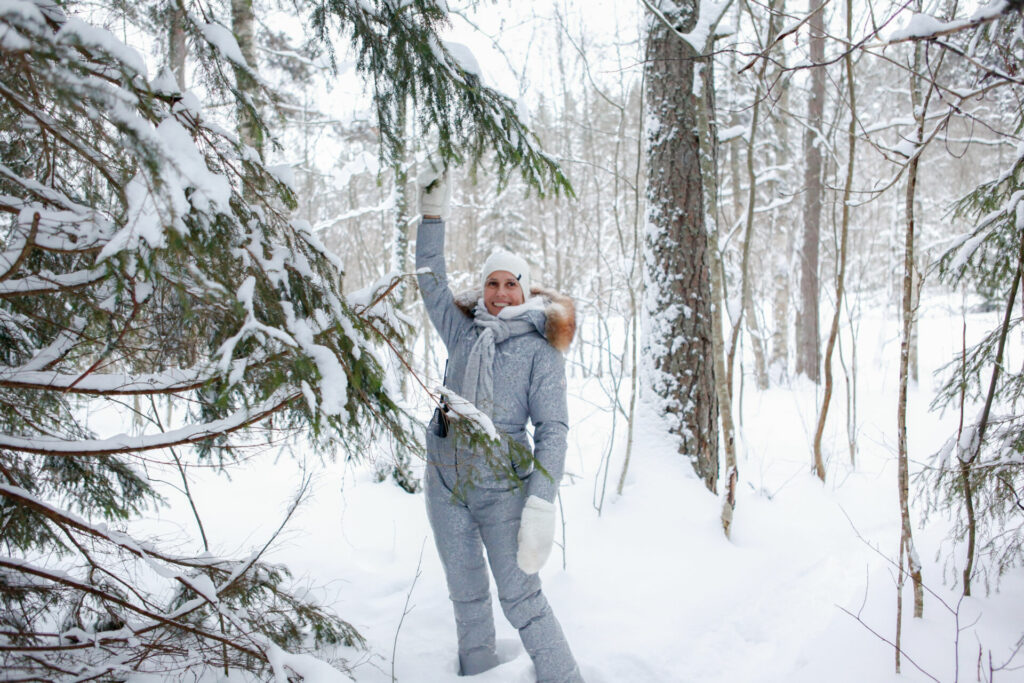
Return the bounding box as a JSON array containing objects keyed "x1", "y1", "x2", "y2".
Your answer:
[{"x1": 463, "y1": 305, "x2": 537, "y2": 417}]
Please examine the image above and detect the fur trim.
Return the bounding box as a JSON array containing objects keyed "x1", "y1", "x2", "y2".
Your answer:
[
  {"x1": 536, "y1": 287, "x2": 576, "y2": 352},
  {"x1": 453, "y1": 286, "x2": 577, "y2": 352}
]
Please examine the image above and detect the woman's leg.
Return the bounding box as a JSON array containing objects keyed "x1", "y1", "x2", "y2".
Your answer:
[
  {"x1": 425, "y1": 464, "x2": 500, "y2": 675},
  {"x1": 472, "y1": 488, "x2": 584, "y2": 683}
]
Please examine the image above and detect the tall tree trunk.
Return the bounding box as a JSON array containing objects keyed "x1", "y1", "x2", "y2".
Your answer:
[
  {"x1": 909, "y1": 263, "x2": 921, "y2": 383},
  {"x1": 895, "y1": 524, "x2": 906, "y2": 673},
  {"x1": 231, "y1": 0, "x2": 262, "y2": 155},
  {"x1": 839, "y1": 305, "x2": 858, "y2": 465},
  {"x1": 745, "y1": 299, "x2": 769, "y2": 390},
  {"x1": 610, "y1": 62, "x2": 643, "y2": 497},
  {"x1": 726, "y1": 79, "x2": 762, "y2": 394},
  {"x1": 961, "y1": 230, "x2": 1024, "y2": 595},
  {"x1": 644, "y1": 2, "x2": 719, "y2": 492},
  {"x1": 727, "y1": 1, "x2": 745, "y2": 230},
  {"x1": 167, "y1": 0, "x2": 187, "y2": 89},
  {"x1": 795, "y1": 0, "x2": 825, "y2": 383},
  {"x1": 897, "y1": 38, "x2": 927, "y2": 623},
  {"x1": 617, "y1": 58, "x2": 647, "y2": 497},
  {"x1": 384, "y1": 98, "x2": 418, "y2": 493},
  {"x1": 729, "y1": 22, "x2": 775, "y2": 395},
  {"x1": 897, "y1": 173, "x2": 925, "y2": 625},
  {"x1": 768, "y1": 0, "x2": 793, "y2": 381},
  {"x1": 812, "y1": 0, "x2": 857, "y2": 483},
  {"x1": 696, "y1": 37, "x2": 736, "y2": 533},
  {"x1": 391, "y1": 98, "x2": 411, "y2": 310}
]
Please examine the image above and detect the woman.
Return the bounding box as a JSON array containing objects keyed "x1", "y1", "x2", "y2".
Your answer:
[{"x1": 416, "y1": 168, "x2": 584, "y2": 683}]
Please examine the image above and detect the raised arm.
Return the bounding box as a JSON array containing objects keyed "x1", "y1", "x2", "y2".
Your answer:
[
  {"x1": 416, "y1": 218, "x2": 472, "y2": 349},
  {"x1": 416, "y1": 170, "x2": 472, "y2": 350}
]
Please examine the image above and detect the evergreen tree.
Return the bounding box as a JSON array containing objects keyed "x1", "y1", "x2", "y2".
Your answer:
[
  {"x1": 0, "y1": 0, "x2": 565, "y2": 678},
  {"x1": 924, "y1": 13, "x2": 1024, "y2": 595}
]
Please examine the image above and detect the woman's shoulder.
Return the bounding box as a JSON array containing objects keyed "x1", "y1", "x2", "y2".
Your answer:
[
  {"x1": 451, "y1": 289, "x2": 479, "y2": 318},
  {"x1": 519, "y1": 288, "x2": 576, "y2": 361},
  {"x1": 532, "y1": 287, "x2": 575, "y2": 353}
]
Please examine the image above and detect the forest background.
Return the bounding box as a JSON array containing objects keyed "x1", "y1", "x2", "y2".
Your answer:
[{"x1": 1, "y1": 0, "x2": 1023, "y2": 680}]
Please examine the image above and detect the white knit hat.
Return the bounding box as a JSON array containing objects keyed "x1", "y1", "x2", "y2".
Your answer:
[{"x1": 481, "y1": 250, "x2": 531, "y2": 300}]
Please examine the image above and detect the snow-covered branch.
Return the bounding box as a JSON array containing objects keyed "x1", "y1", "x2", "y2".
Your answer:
[
  {"x1": 639, "y1": 0, "x2": 733, "y2": 54},
  {"x1": 884, "y1": 1, "x2": 1013, "y2": 45},
  {"x1": 0, "y1": 365, "x2": 213, "y2": 394},
  {"x1": 0, "y1": 389, "x2": 298, "y2": 455}
]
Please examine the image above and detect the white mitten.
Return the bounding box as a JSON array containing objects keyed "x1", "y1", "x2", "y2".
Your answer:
[
  {"x1": 418, "y1": 160, "x2": 451, "y2": 220},
  {"x1": 517, "y1": 495, "x2": 556, "y2": 574}
]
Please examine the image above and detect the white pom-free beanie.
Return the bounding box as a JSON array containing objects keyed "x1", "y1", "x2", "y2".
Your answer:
[{"x1": 481, "y1": 250, "x2": 531, "y2": 300}]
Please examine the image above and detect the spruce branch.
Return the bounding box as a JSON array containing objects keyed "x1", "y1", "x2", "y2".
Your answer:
[{"x1": 308, "y1": 0, "x2": 571, "y2": 196}]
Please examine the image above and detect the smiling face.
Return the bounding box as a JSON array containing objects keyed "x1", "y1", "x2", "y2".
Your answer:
[{"x1": 483, "y1": 270, "x2": 525, "y2": 316}]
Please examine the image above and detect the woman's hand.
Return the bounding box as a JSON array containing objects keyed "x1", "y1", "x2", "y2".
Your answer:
[
  {"x1": 418, "y1": 160, "x2": 451, "y2": 220},
  {"x1": 517, "y1": 495, "x2": 556, "y2": 574}
]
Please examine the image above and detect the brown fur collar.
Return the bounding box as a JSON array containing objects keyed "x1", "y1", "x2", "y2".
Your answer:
[{"x1": 452, "y1": 286, "x2": 577, "y2": 352}]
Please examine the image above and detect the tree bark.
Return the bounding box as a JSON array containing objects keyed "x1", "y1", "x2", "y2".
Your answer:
[
  {"x1": 231, "y1": 0, "x2": 262, "y2": 155},
  {"x1": 897, "y1": 30, "x2": 937, "y2": 618},
  {"x1": 695, "y1": 36, "x2": 735, "y2": 532},
  {"x1": 898, "y1": 157, "x2": 924, "y2": 620},
  {"x1": 391, "y1": 98, "x2": 411, "y2": 310},
  {"x1": 617, "y1": 64, "x2": 647, "y2": 496},
  {"x1": 962, "y1": 228, "x2": 1024, "y2": 595},
  {"x1": 909, "y1": 264, "x2": 921, "y2": 383},
  {"x1": 644, "y1": 2, "x2": 719, "y2": 492},
  {"x1": 812, "y1": 0, "x2": 857, "y2": 482},
  {"x1": 383, "y1": 98, "x2": 418, "y2": 493},
  {"x1": 897, "y1": 38, "x2": 927, "y2": 620},
  {"x1": 745, "y1": 298, "x2": 769, "y2": 390},
  {"x1": 768, "y1": 0, "x2": 793, "y2": 381},
  {"x1": 727, "y1": 78, "x2": 763, "y2": 394},
  {"x1": 167, "y1": 0, "x2": 187, "y2": 89},
  {"x1": 795, "y1": 0, "x2": 825, "y2": 383}
]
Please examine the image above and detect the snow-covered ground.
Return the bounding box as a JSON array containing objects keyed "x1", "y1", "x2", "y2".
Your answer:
[{"x1": 135, "y1": 297, "x2": 1024, "y2": 682}]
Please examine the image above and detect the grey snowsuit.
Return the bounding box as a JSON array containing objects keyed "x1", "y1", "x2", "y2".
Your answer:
[{"x1": 416, "y1": 218, "x2": 583, "y2": 683}]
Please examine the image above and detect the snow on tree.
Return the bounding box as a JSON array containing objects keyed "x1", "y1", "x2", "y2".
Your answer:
[
  {"x1": 915, "y1": 6, "x2": 1024, "y2": 596},
  {"x1": 641, "y1": 0, "x2": 722, "y2": 492},
  {"x1": 0, "y1": 0, "x2": 566, "y2": 678}
]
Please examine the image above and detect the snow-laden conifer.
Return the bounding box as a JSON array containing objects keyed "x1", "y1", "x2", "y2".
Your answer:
[
  {"x1": 924, "y1": 13, "x2": 1024, "y2": 595},
  {"x1": 0, "y1": 0, "x2": 566, "y2": 678}
]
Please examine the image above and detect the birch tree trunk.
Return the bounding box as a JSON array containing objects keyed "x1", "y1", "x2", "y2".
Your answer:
[
  {"x1": 644, "y1": 2, "x2": 719, "y2": 492},
  {"x1": 795, "y1": 0, "x2": 825, "y2": 383},
  {"x1": 909, "y1": 264, "x2": 921, "y2": 383},
  {"x1": 231, "y1": 0, "x2": 262, "y2": 155},
  {"x1": 391, "y1": 98, "x2": 411, "y2": 310},
  {"x1": 897, "y1": 37, "x2": 927, "y2": 627},
  {"x1": 384, "y1": 99, "x2": 419, "y2": 493}
]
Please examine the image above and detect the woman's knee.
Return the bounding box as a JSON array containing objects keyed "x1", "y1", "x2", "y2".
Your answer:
[{"x1": 499, "y1": 587, "x2": 551, "y2": 629}]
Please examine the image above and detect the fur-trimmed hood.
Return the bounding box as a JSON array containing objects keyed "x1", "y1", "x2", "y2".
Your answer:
[{"x1": 451, "y1": 286, "x2": 577, "y2": 353}]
